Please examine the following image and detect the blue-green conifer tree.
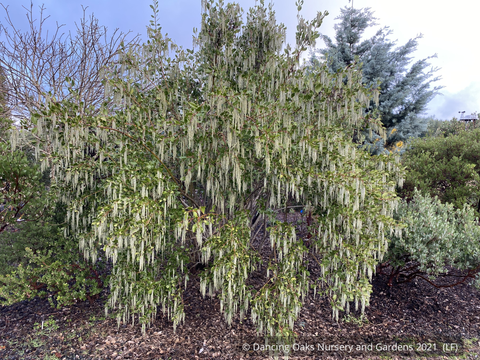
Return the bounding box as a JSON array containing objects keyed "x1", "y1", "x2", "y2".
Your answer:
[{"x1": 306, "y1": 5, "x2": 443, "y2": 150}]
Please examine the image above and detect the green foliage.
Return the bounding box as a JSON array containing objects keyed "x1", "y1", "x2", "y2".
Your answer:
[
  {"x1": 342, "y1": 313, "x2": 369, "y2": 327},
  {"x1": 0, "y1": 142, "x2": 50, "y2": 232},
  {"x1": 33, "y1": 316, "x2": 59, "y2": 335},
  {"x1": 385, "y1": 189, "x2": 480, "y2": 287},
  {"x1": 13, "y1": 0, "x2": 404, "y2": 339},
  {"x1": 0, "y1": 218, "x2": 58, "y2": 276},
  {"x1": 0, "y1": 197, "x2": 64, "y2": 276},
  {"x1": 306, "y1": 6, "x2": 442, "y2": 146},
  {"x1": 425, "y1": 117, "x2": 480, "y2": 138},
  {"x1": 0, "y1": 154, "x2": 107, "y2": 307},
  {"x1": 400, "y1": 128, "x2": 480, "y2": 212},
  {"x1": 0, "y1": 227, "x2": 107, "y2": 308}
]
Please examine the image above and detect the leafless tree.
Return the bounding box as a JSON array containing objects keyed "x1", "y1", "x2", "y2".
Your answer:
[
  {"x1": 0, "y1": 2, "x2": 139, "y2": 129},
  {"x1": 0, "y1": 65, "x2": 11, "y2": 132}
]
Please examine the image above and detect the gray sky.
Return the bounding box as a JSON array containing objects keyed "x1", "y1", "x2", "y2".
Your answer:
[{"x1": 1, "y1": 0, "x2": 478, "y2": 120}]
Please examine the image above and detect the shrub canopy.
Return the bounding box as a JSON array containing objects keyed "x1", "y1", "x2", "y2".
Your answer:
[
  {"x1": 12, "y1": 0, "x2": 404, "y2": 338},
  {"x1": 400, "y1": 127, "x2": 480, "y2": 213},
  {"x1": 385, "y1": 189, "x2": 480, "y2": 288}
]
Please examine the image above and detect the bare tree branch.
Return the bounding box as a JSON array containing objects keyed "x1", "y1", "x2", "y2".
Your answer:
[{"x1": 0, "y1": 1, "x2": 140, "y2": 127}]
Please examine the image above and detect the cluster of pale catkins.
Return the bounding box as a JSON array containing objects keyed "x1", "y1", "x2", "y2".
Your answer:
[{"x1": 11, "y1": 0, "x2": 404, "y2": 335}]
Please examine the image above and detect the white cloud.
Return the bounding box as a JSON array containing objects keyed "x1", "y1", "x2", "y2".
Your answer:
[{"x1": 426, "y1": 83, "x2": 480, "y2": 120}]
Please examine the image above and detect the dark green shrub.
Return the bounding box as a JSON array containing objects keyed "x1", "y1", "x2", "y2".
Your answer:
[
  {"x1": 425, "y1": 117, "x2": 480, "y2": 138},
  {"x1": 0, "y1": 219, "x2": 58, "y2": 276},
  {"x1": 0, "y1": 142, "x2": 50, "y2": 232},
  {"x1": 0, "y1": 197, "x2": 69, "y2": 274},
  {"x1": 0, "y1": 222, "x2": 108, "y2": 308},
  {"x1": 0, "y1": 148, "x2": 108, "y2": 308},
  {"x1": 400, "y1": 127, "x2": 480, "y2": 212}
]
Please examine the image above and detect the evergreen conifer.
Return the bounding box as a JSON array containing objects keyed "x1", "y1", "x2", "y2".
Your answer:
[{"x1": 306, "y1": 6, "x2": 443, "y2": 149}]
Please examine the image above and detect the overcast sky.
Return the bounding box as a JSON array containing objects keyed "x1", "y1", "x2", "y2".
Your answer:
[{"x1": 1, "y1": 0, "x2": 478, "y2": 120}]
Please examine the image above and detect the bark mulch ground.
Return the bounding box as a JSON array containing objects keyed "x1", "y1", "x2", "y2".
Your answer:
[{"x1": 1, "y1": 213, "x2": 480, "y2": 359}]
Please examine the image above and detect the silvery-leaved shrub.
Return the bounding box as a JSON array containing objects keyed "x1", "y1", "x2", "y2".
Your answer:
[{"x1": 384, "y1": 188, "x2": 480, "y2": 287}]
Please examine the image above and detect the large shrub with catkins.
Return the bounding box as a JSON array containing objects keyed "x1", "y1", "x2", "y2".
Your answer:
[{"x1": 12, "y1": 0, "x2": 403, "y2": 339}]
